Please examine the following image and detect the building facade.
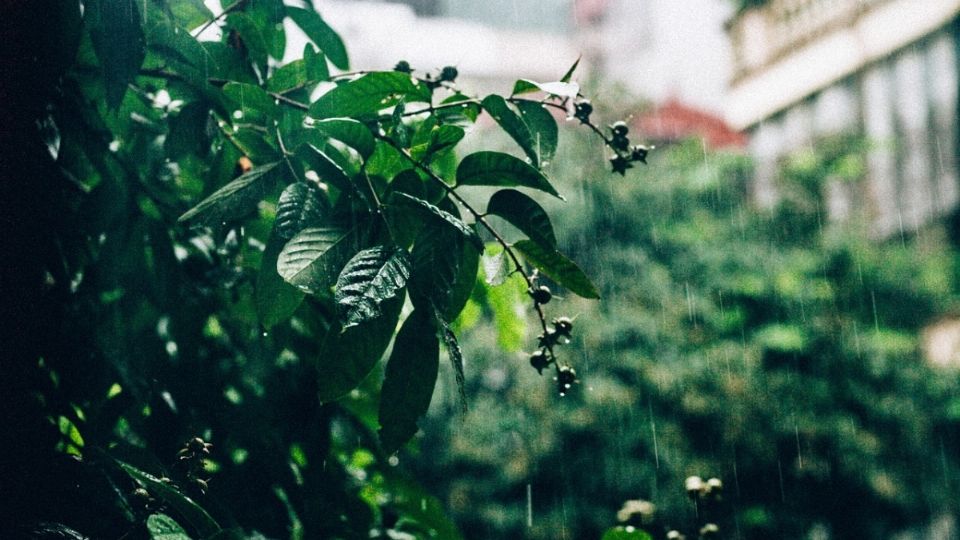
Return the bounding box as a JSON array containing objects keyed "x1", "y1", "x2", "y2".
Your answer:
[{"x1": 725, "y1": 0, "x2": 960, "y2": 237}]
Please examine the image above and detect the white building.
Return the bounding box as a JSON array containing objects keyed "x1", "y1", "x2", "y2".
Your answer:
[{"x1": 725, "y1": 0, "x2": 960, "y2": 236}]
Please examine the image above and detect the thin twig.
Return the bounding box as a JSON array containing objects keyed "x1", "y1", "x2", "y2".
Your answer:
[{"x1": 194, "y1": 0, "x2": 248, "y2": 37}]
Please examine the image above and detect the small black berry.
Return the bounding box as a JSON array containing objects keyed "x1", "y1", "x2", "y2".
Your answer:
[
  {"x1": 611, "y1": 121, "x2": 629, "y2": 137},
  {"x1": 529, "y1": 285, "x2": 552, "y2": 305},
  {"x1": 529, "y1": 349, "x2": 551, "y2": 374},
  {"x1": 394, "y1": 60, "x2": 412, "y2": 73},
  {"x1": 439, "y1": 66, "x2": 458, "y2": 82}
]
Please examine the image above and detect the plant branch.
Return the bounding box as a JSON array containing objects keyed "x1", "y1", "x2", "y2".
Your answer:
[{"x1": 194, "y1": 0, "x2": 248, "y2": 37}]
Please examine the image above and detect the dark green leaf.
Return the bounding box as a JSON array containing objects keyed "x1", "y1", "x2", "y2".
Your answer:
[
  {"x1": 146, "y1": 514, "x2": 192, "y2": 540},
  {"x1": 275, "y1": 182, "x2": 327, "y2": 240},
  {"x1": 265, "y1": 60, "x2": 307, "y2": 93},
  {"x1": 313, "y1": 119, "x2": 375, "y2": 159},
  {"x1": 296, "y1": 144, "x2": 352, "y2": 193},
  {"x1": 178, "y1": 162, "x2": 283, "y2": 224},
  {"x1": 304, "y1": 44, "x2": 330, "y2": 82},
  {"x1": 456, "y1": 151, "x2": 562, "y2": 198},
  {"x1": 378, "y1": 309, "x2": 439, "y2": 453},
  {"x1": 560, "y1": 55, "x2": 581, "y2": 83},
  {"x1": 511, "y1": 79, "x2": 540, "y2": 96},
  {"x1": 223, "y1": 82, "x2": 279, "y2": 119},
  {"x1": 481, "y1": 95, "x2": 539, "y2": 166},
  {"x1": 117, "y1": 461, "x2": 220, "y2": 538},
  {"x1": 335, "y1": 246, "x2": 411, "y2": 328},
  {"x1": 410, "y1": 124, "x2": 464, "y2": 162},
  {"x1": 316, "y1": 295, "x2": 403, "y2": 402},
  {"x1": 434, "y1": 309, "x2": 467, "y2": 413},
  {"x1": 277, "y1": 227, "x2": 363, "y2": 295},
  {"x1": 309, "y1": 72, "x2": 429, "y2": 118},
  {"x1": 513, "y1": 239, "x2": 599, "y2": 299},
  {"x1": 256, "y1": 230, "x2": 306, "y2": 328},
  {"x1": 166, "y1": 103, "x2": 210, "y2": 158},
  {"x1": 86, "y1": 0, "x2": 145, "y2": 107},
  {"x1": 226, "y1": 13, "x2": 269, "y2": 73},
  {"x1": 393, "y1": 192, "x2": 483, "y2": 251},
  {"x1": 286, "y1": 6, "x2": 349, "y2": 70},
  {"x1": 486, "y1": 189, "x2": 557, "y2": 249},
  {"x1": 515, "y1": 100, "x2": 558, "y2": 165}
]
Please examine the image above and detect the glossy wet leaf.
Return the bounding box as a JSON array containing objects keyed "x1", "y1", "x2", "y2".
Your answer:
[
  {"x1": 335, "y1": 246, "x2": 411, "y2": 328},
  {"x1": 275, "y1": 182, "x2": 326, "y2": 240},
  {"x1": 286, "y1": 6, "x2": 349, "y2": 70},
  {"x1": 146, "y1": 513, "x2": 192, "y2": 540},
  {"x1": 378, "y1": 309, "x2": 439, "y2": 453},
  {"x1": 456, "y1": 151, "x2": 561, "y2": 198},
  {"x1": 486, "y1": 189, "x2": 557, "y2": 249},
  {"x1": 309, "y1": 72, "x2": 429, "y2": 118},
  {"x1": 513, "y1": 239, "x2": 599, "y2": 299},
  {"x1": 393, "y1": 192, "x2": 483, "y2": 251},
  {"x1": 514, "y1": 100, "x2": 558, "y2": 165},
  {"x1": 316, "y1": 295, "x2": 403, "y2": 402},
  {"x1": 481, "y1": 95, "x2": 540, "y2": 166},
  {"x1": 178, "y1": 162, "x2": 284, "y2": 224},
  {"x1": 277, "y1": 227, "x2": 363, "y2": 295},
  {"x1": 256, "y1": 230, "x2": 305, "y2": 328},
  {"x1": 313, "y1": 118, "x2": 375, "y2": 159}
]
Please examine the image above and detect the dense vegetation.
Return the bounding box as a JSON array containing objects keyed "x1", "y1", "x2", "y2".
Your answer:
[
  {"x1": 0, "y1": 0, "x2": 641, "y2": 538},
  {"x1": 415, "y1": 134, "x2": 960, "y2": 539},
  {"x1": 4, "y1": 1, "x2": 960, "y2": 539}
]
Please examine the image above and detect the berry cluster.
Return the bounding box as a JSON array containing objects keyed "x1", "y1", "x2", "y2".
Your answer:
[
  {"x1": 571, "y1": 100, "x2": 650, "y2": 176},
  {"x1": 175, "y1": 437, "x2": 213, "y2": 495},
  {"x1": 393, "y1": 60, "x2": 458, "y2": 90}
]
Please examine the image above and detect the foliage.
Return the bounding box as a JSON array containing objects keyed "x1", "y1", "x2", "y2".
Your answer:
[
  {"x1": 0, "y1": 0, "x2": 642, "y2": 538},
  {"x1": 414, "y1": 133, "x2": 960, "y2": 539}
]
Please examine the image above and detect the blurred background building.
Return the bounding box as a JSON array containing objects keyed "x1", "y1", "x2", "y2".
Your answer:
[{"x1": 726, "y1": 0, "x2": 960, "y2": 236}]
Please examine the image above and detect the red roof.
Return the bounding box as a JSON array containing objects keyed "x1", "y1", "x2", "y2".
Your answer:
[{"x1": 636, "y1": 98, "x2": 747, "y2": 150}]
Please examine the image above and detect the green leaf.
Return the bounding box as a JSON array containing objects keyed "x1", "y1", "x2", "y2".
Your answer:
[
  {"x1": 226, "y1": 13, "x2": 269, "y2": 74},
  {"x1": 514, "y1": 100, "x2": 558, "y2": 165},
  {"x1": 601, "y1": 527, "x2": 653, "y2": 540},
  {"x1": 86, "y1": 0, "x2": 145, "y2": 107},
  {"x1": 487, "y1": 271, "x2": 527, "y2": 352},
  {"x1": 257, "y1": 230, "x2": 306, "y2": 328},
  {"x1": 296, "y1": 144, "x2": 352, "y2": 193},
  {"x1": 316, "y1": 295, "x2": 403, "y2": 402},
  {"x1": 481, "y1": 95, "x2": 539, "y2": 166},
  {"x1": 393, "y1": 192, "x2": 483, "y2": 251},
  {"x1": 486, "y1": 189, "x2": 557, "y2": 249},
  {"x1": 513, "y1": 240, "x2": 600, "y2": 299},
  {"x1": 309, "y1": 72, "x2": 429, "y2": 118},
  {"x1": 223, "y1": 82, "x2": 279, "y2": 119},
  {"x1": 511, "y1": 79, "x2": 580, "y2": 99},
  {"x1": 378, "y1": 309, "x2": 439, "y2": 453},
  {"x1": 410, "y1": 124, "x2": 465, "y2": 162},
  {"x1": 277, "y1": 227, "x2": 363, "y2": 295},
  {"x1": 178, "y1": 162, "x2": 284, "y2": 224},
  {"x1": 409, "y1": 217, "x2": 476, "y2": 319},
  {"x1": 313, "y1": 119, "x2": 375, "y2": 159},
  {"x1": 434, "y1": 309, "x2": 467, "y2": 413},
  {"x1": 286, "y1": 6, "x2": 349, "y2": 70},
  {"x1": 560, "y1": 55, "x2": 581, "y2": 83},
  {"x1": 275, "y1": 182, "x2": 327, "y2": 240},
  {"x1": 304, "y1": 44, "x2": 330, "y2": 82},
  {"x1": 335, "y1": 246, "x2": 411, "y2": 328},
  {"x1": 117, "y1": 461, "x2": 220, "y2": 538},
  {"x1": 456, "y1": 151, "x2": 562, "y2": 198},
  {"x1": 146, "y1": 514, "x2": 193, "y2": 540}
]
